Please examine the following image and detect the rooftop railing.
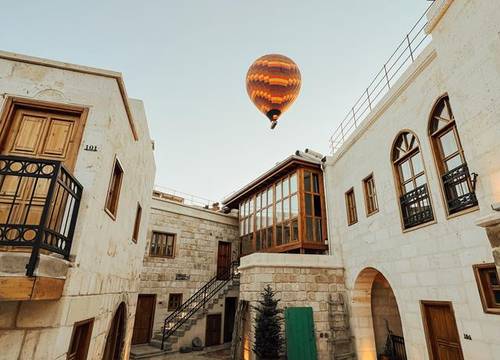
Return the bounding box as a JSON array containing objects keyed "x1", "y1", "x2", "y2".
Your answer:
[{"x1": 329, "y1": 2, "x2": 435, "y2": 154}]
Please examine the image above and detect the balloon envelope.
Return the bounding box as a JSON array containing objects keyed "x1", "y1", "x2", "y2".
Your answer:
[{"x1": 246, "y1": 54, "x2": 301, "y2": 128}]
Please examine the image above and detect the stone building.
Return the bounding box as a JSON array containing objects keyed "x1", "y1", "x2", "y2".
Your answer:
[
  {"x1": 323, "y1": 0, "x2": 500, "y2": 359},
  {"x1": 0, "y1": 51, "x2": 155, "y2": 359},
  {"x1": 130, "y1": 191, "x2": 239, "y2": 358}
]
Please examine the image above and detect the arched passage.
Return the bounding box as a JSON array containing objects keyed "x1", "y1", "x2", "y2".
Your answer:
[
  {"x1": 351, "y1": 267, "x2": 406, "y2": 360},
  {"x1": 103, "y1": 302, "x2": 127, "y2": 360}
]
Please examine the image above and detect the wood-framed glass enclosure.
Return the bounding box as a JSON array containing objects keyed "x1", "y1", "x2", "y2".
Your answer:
[{"x1": 223, "y1": 157, "x2": 328, "y2": 256}]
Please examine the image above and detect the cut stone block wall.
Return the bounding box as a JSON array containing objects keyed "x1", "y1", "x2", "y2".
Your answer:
[
  {"x1": 138, "y1": 197, "x2": 239, "y2": 343},
  {"x1": 238, "y1": 253, "x2": 345, "y2": 360}
]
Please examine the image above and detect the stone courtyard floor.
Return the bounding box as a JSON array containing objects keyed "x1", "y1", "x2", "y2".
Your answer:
[{"x1": 149, "y1": 345, "x2": 231, "y2": 359}]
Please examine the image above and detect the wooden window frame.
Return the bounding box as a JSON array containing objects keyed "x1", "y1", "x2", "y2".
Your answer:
[
  {"x1": 149, "y1": 231, "x2": 176, "y2": 258},
  {"x1": 428, "y1": 95, "x2": 478, "y2": 218},
  {"x1": 67, "y1": 318, "x2": 94, "y2": 360},
  {"x1": 238, "y1": 167, "x2": 327, "y2": 255},
  {"x1": 391, "y1": 130, "x2": 435, "y2": 231},
  {"x1": 302, "y1": 170, "x2": 324, "y2": 243},
  {"x1": 105, "y1": 156, "x2": 124, "y2": 220},
  {"x1": 168, "y1": 293, "x2": 183, "y2": 311},
  {"x1": 362, "y1": 173, "x2": 379, "y2": 216},
  {"x1": 345, "y1": 187, "x2": 358, "y2": 226},
  {"x1": 132, "y1": 203, "x2": 142, "y2": 243},
  {"x1": 473, "y1": 263, "x2": 500, "y2": 314}
]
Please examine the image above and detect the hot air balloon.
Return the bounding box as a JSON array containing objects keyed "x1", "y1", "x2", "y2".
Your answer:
[{"x1": 246, "y1": 54, "x2": 301, "y2": 129}]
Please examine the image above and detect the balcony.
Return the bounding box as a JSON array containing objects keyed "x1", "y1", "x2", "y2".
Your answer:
[
  {"x1": 442, "y1": 163, "x2": 478, "y2": 214},
  {"x1": 400, "y1": 184, "x2": 434, "y2": 229},
  {"x1": 0, "y1": 155, "x2": 82, "y2": 301}
]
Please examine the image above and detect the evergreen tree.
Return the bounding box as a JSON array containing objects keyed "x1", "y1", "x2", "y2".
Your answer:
[{"x1": 253, "y1": 285, "x2": 283, "y2": 359}]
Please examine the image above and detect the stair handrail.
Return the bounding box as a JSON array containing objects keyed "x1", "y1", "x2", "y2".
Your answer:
[{"x1": 161, "y1": 260, "x2": 239, "y2": 350}]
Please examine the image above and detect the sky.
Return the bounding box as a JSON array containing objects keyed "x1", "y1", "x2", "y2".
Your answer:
[{"x1": 0, "y1": 1, "x2": 429, "y2": 203}]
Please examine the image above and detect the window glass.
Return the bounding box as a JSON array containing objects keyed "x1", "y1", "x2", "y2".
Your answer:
[
  {"x1": 304, "y1": 172, "x2": 311, "y2": 192},
  {"x1": 283, "y1": 178, "x2": 289, "y2": 198},
  {"x1": 276, "y1": 225, "x2": 283, "y2": 245},
  {"x1": 445, "y1": 154, "x2": 462, "y2": 171},
  {"x1": 306, "y1": 217, "x2": 313, "y2": 241},
  {"x1": 412, "y1": 154, "x2": 423, "y2": 175},
  {"x1": 290, "y1": 194, "x2": 298, "y2": 218},
  {"x1": 400, "y1": 160, "x2": 412, "y2": 181},
  {"x1": 276, "y1": 201, "x2": 282, "y2": 223},
  {"x1": 404, "y1": 181, "x2": 415, "y2": 193},
  {"x1": 314, "y1": 195, "x2": 322, "y2": 216},
  {"x1": 276, "y1": 182, "x2": 282, "y2": 200},
  {"x1": 439, "y1": 130, "x2": 459, "y2": 158},
  {"x1": 283, "y1": 198, "x2": 290, "y2": 220},
  {"x1": 305, "y1": 194, "x2": 312, "y2": 216},
  {"x1": 291, "y1": 220, "x2": 298, "y2": 241},
  {"x1": 268, "y1": 206, "x2": 274, "y2": 228},
  {"x1": 315, "y1": 218, "x2": 322, "y2": 242},
  {"x1": 256, "y1": 211, "x2": 261, "y2": 230},
  {"x1": 249, "y1": 215, "x2": 254, "y2": 233},
  {"x1": 267, "y1": 187, "x2": 273, "y2": 206},
  {"x1": 290, "y1": 173, "x2": 297, "y2": 193},
  {"x1": 249, "y1": 198, "x2": 254, "y2": 214},
  {"x1": 256, "y1": 231, "x2": 261, "y2": 250},
  {"x1": 284, "y1": 223, "x2": 290, "y2": 243},
  {"x1": 415, "y1": 175, "x2": 426, "y2": 188},
  {"x1": 262, "y1": 191, "x2": 267, "y2": 208},
  {"x1": 313, "y1": 174, "x2": 319, "y2": 193}
]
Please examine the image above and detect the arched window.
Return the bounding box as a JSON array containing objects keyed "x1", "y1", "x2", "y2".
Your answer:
[
  {"x1": 392, "y1": 131, "x2": 434, "y2": 229},
  {"x1": 429, "y1": 95, "x2": 477, "y2": 215}
]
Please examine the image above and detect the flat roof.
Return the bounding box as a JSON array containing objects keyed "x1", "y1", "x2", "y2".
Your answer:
[{"x1": 222, "y1": 152, "x2": 322, "y2": 209}]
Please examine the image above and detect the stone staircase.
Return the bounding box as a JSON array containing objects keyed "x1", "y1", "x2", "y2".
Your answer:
[{"x1": 130, "y1": 276, "x2": 239, "y2": 359}]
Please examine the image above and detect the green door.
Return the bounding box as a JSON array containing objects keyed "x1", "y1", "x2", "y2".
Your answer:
[{"x1": 285, "y1": 307, "x2": 317, "y2": 360}]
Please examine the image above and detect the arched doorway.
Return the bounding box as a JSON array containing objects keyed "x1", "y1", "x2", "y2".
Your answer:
[
  {"x1": 103, "y1": 302, "x2": 126, "y2": 360},
  {"x1": 351, "y1": 267, "x2": 406, "y2": 360}
]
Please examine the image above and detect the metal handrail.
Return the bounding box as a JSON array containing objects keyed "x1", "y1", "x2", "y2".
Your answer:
[
  {"x1": 0, "y1": 155, "x2": 83, "y2": 276},
  {"x1": 329, "y1": 2, "x2": 435, "y2": 154},
  {"x1": 161, "y1": 260, "x2": 239, "y2": 349}
]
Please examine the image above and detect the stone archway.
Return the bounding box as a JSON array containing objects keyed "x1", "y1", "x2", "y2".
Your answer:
[
  {"x1": 103, "y1": 302, "x2": 127, "y2": 360},
  {"x1": 351, "y1": 267, "x2": 406, "y2": 360}
]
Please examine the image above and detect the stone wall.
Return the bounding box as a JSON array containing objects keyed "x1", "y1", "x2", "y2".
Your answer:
[
  {"x1": 371, "y1": 274, "x2": 403, "y2": 355},
  {"x1": 238, "y1": 253, "x2": 345, "y2": 360},
  {"x1": 138, "y1": 197, "x2": 239, "y2": 339},
  {"x1": 324, "y1": 1, "x2": 500, "y2": 359},
  {"x1": 0, "y1": 51, "x2": 155, "y2": 359}
]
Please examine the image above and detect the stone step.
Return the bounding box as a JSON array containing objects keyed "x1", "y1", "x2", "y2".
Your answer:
[{"x1": 130, "y1": 344, "x2": 171, "y2": 359}]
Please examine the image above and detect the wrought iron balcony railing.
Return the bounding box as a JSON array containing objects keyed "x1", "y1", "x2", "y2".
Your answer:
[
  {"x1": 0, "y1": 155, "x2": 83, "y2": 276},
  {"x1": 400, "y1": 184, "x2": 434, "y2": 229},
  {"x1": 442, "y1": 163, "x2": 478, "y2": 214}
]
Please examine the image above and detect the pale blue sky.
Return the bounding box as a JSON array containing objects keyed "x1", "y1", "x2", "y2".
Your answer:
[{"x1": 0, "y1": 1, "x2": 429, "y2": 202}]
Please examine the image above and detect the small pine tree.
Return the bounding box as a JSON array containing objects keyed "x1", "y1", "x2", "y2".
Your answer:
[{"x1": 253, "y1": 285, "x2": 283, "y2": 360}]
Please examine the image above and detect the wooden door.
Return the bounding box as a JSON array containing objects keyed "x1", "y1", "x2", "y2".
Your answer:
[
  {"x1": 217, "y1": 242, "x2": 231, "y2": 280},
  {"x1": 132, "y1": 294, "x2": 156, "y2": 345},
  {"x1": 285, "y1": 307, "x2": 317, "y2": 360},
  {"x1": 0, "y1": 106, "x2": 84, "y2": 227},
  {"x1": 205, "y1": 313, "x2": 222, "y2": 347},
  {"x1": 422, "y1": 301, "x2": 464, "y2": 360}
]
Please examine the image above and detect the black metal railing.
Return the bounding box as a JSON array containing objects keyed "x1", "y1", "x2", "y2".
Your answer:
[
  {"x1": 386, "y1": 335, "x2": 407, "y2": 360},
  {"x1": 400, "y1": 184, "x2": 434, "y2": 229},
  {"x1": 0, "y1": 155, "x2": 83, "y2": 276},
  {"x1": 329, "y1": 2, "x2": 435, "y2": 154},
  {"x1": 442, "y1": 163, "x2": 478, "y2": 214},
  {"x1": 161, "y1": 260, "x2": 239, "y2": 349}
]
